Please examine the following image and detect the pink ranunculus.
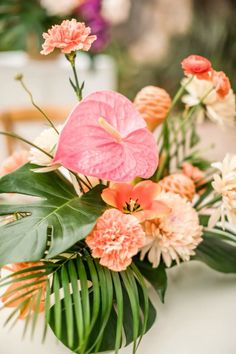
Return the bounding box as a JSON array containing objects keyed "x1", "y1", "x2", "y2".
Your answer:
[
  {"x1": 181, "y1": 55, "x2": 212, "y2": 80},
  {"x1": 213, "y1": 71, "x2": 231, "y2": 99},
  {"x1": 40, "y1": 19, "x2": 97, "y2": 55},
  {"x1": 86, "y1": 209, "x2": 146, "y2": 271}
]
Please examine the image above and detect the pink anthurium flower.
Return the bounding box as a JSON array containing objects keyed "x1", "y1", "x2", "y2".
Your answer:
[
  {"x1": 53, "y1": 90, "x2": 158, "y2": 182},
  {"x1": 101, "y1": 180, "x2": 171, "y2": 222}
]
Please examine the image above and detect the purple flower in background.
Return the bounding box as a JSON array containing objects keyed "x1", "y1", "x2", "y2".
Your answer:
[
  {"x1": 88, "y1": 16, "x2": 110, "y2": 52},
  {"x1": 77, "y1": 0, "x2": 110, "y2": 52},
  {"x1": 79, "y1": 0, "x2": 101, "y2": 19}
]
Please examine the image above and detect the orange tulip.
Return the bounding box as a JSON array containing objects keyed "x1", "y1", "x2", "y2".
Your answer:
[{"x1": 101, "y1": 180, "x2": 170, "y2": 222}]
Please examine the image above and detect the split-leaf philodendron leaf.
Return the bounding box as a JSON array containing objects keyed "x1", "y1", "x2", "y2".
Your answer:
[{"x1": 0, "y1": 164, "x2": 106, "y2": 266}]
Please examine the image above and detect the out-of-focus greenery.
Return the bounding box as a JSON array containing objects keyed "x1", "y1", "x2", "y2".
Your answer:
[
  {"x1": 0, "y1": 0, "x2": 61, "y2": 51},
  {"x1": 110, "y1": 0, "x2": 236, "y2": 99}
]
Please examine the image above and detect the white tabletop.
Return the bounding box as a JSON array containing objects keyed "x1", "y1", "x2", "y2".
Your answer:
[{"x1": 1, "y1": 261, "x2": 236, "y2": 354}]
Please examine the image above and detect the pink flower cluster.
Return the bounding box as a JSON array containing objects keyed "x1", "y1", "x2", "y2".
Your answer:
[{"x1": 41, "y1": 19, "x2": 97, "y2": 55}]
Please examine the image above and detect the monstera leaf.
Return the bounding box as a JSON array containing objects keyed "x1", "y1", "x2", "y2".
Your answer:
[{"x1": 0, "y1": 164, "x2": 106, "y2": 266}]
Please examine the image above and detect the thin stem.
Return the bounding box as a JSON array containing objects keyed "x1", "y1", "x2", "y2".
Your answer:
[
  {"x1": 17, "y1": 77, "x2": 59, "y2": 134},
  {"x1": 72, "y1": 63, "x2": 82, "y2": 101},
  {"x1": 66, "y1": 53, "x2": 83, "y2": 101},
  {"x1": 0, "y1": 131, "x2": 53, "y2": 159},
  {"x1": 167, "y1": 76, "x2": 194, "y2": 116}
]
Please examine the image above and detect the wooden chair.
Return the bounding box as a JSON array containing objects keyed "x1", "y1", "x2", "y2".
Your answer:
[{"x1": 0, "y1": 106, "x2": 71, "y2": 155}]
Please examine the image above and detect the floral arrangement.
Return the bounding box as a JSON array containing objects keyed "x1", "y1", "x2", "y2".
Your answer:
[
  {"x1": 0, "y1": 0, "x2": 109, "y2": 54},
  {"x1": 0, "y1": 19, "x2": 236, "y2": 354}
]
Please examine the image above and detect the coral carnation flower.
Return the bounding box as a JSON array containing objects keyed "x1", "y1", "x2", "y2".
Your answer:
[
  {"x1": 86, "y1": 209, "x2": 145, "y2": 271},
  {"x1": 101, "y1": 180, "x2": 170, "y2": 222},
  {"x1": 213, "y1": 71, "x2": 231, "y2": 99},
  {"x1": 181, "y1": 55, "x2": 212, "y2": 80},
  {"x1": 41, "y1": 19, "x2": 97, "y2": 55}
]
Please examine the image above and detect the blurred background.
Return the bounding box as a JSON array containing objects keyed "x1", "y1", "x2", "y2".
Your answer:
[{"x1": 0, "y1": 0, "x2": 235, "y2": 159}]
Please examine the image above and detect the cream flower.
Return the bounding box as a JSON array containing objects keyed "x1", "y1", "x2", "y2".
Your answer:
[
  {"x1": 30, "y1": 127, "x2": 61, "y2": 166},
  {"x1": 140, "y1": 192, "x2": 202, "y2": 268},
  {"x1": 40, "y1": 0, "x2": 81, "y2": 16},
  {"x1": 209, "y1": 154, "x2": 236, "y2": 228},
  {"x1": 182, "y1": 76, "x2": 236, "y2": 126}
]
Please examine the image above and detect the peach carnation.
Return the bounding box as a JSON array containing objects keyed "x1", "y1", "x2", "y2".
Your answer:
[
  {"x1": 41, "y1": 19, "x2": 97, "y2": 55},
  {"x1": 181, "y1": 55, "x2": 212, "y2": 80},
  {"x1": 2, "y1": 262, "x2": 46, "y2": 319},
  {"x1": 0, "y1": 150, "x2": 29, "y2": 177},
  {"x1": 86, "y1": 209, "x2": 146, "y2": 271},
  {"x1": 140, "y1": 192, "x2": 203, "y2": 268},
  {"x1": 134, "y1": 86, "x2": 171, "y2": 131}
]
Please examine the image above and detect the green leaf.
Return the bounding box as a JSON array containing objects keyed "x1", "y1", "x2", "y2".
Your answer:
[
  {"x1": 194, "y1": 232, "x2": 236, "y2": 273},
  {"x1": 0, "y1": 164, "x2": 106, "y2": 265},
  {"x1": 134, "y1": 257, "x2": 167, "y2": 303},
  {"x1": 48, "y1": 256, "x2": 157, "y2": 354}
]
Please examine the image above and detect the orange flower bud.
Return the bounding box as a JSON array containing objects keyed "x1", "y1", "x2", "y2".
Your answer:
[
  {"x1": 134, "y1": 86, "x2": 171, "y2": 131},
  {"x1": 158, "y1": 173, "x2": 196, "y2": 201}
]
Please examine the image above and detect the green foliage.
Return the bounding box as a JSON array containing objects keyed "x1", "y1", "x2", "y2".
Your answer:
[
  {"x1": 134, "y1": 257, "x2": 167, "y2": 303},
  {"x1": 0, "y1": 255, "x2": 157, "y2": 354},
  {"x1": 194, "y1": 229, "x2": 236, "y2": 273},
  {"x1": 0, "y1": 0, "x2": 61, "y2": 51},
  {"x1": 48, "y1": 257, "x2": 156, "y2": 354},
  {"x1": 0, "y1": 164, "x2": 106, "y2": 265}
]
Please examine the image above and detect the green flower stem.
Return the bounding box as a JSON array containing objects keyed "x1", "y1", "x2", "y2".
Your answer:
[
  {"x1": 66, "y1": 52, "x2": 83, "y2": 101},
  {"x1": 167, "y1": 76, "x2": 194, "y2": 116},
  {"x1": 16, "y1": 75, "x2": 59, "y2": 134},
  {"x1": 0, "y1": 131, "x2": 53, "y2": 159}
]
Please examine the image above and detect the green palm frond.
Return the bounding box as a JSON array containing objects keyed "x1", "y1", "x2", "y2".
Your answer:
[
  {"x1": 0, "y1": 254, "x2": 157, "y2": 354},
  {"x1": 48, "y1": 254, "x2": 156, "y2": 354}
]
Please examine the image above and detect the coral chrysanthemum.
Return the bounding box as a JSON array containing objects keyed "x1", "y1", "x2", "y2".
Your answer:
[
  {"x1": 140, "y1": 192, "x2": 202, "y2": 268},
  {"x1": 86, "y1": 209, "x2": 146, "y2": 271},
  {"x1": 41, "y1": 19, "x2": 97, "y2": 55}
]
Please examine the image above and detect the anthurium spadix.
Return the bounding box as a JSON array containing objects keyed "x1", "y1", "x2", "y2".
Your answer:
[{"x1": 54, "y1": 90, "x2": 158, "y2": 181}]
